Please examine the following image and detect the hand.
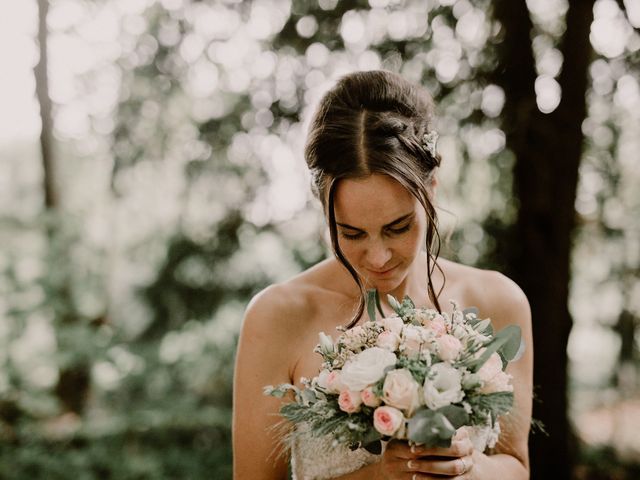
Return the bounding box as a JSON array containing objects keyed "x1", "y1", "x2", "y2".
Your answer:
[{"x1": 378, "y1": 429, "x2": 475, "y2": 479}]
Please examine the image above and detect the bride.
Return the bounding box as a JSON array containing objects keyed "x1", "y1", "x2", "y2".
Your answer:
[{"x1": 232, "y1": 70, "x2": 533, "y2": 479}]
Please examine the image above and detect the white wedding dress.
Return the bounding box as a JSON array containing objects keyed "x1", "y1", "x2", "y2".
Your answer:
[{"x1": 289, "y1": 426, "x2": 383, "y2": 480}]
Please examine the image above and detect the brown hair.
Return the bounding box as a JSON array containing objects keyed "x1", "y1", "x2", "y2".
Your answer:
[{"x1": 304, "y1": 69, "x2": 445, "y2": 327}]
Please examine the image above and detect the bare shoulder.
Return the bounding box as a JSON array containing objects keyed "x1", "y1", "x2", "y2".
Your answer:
[
  {"x1": 242, "y1": 280, "x2": 315, "y2": 338},
  {"x1": 439, "y1": 258, "x2": 531, "y2": 329}
]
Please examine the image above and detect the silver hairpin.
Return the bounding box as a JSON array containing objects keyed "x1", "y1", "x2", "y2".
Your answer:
[{"x1": 422, "y1": 131, "x2": 439, "y2": 157}]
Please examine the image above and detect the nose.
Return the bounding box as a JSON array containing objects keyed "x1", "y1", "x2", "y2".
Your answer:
[{"x1": 365, "y1": 239, "x2": 393, "y2": 270}]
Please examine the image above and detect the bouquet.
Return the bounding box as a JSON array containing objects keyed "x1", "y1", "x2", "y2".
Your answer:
[{"x1": 264, "y1": 290, "x2": 523, "y2": 454}]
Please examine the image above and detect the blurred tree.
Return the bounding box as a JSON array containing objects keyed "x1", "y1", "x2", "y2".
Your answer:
[
  {"x1": 34, "y1": 0, "x2": 92, "y2": 416},
  {"x1": 491, "y1": 1, "x2": 595, "y2": 477}
]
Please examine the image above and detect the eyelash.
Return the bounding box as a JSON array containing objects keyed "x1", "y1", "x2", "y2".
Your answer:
[{"x1": 340, "y1": 224, "x2": 412, "y2": 240}]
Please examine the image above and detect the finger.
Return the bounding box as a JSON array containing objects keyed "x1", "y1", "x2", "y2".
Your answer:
[
  {"x1": 411, "y1": 440, "x2": 473, "y2": 458},
  {"x1": 385, "y1": 440, "x2": 415, "y2": 459},
  {"x1": 405, "y1": 455, "x2": 474, "y2": 476}
]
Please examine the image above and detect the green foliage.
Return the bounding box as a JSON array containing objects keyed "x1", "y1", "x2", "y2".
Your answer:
[{"x1": 0, "y1": 422, "x2": 232, "y2": 480}]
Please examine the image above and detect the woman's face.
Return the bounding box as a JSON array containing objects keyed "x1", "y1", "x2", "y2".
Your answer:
[{"x1": 332, "y1": 173, "x2": 431, "y2": 293}]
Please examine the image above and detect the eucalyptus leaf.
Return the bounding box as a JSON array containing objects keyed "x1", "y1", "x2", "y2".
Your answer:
[
  {"x1": 466, "y1": 325, "x2": 521, "y2": 371},
  {"x1": 511, "y1": 337, "x2": 526, "y2": 362},
  {"x1": 407, "y1": 409, "x2": 455, "y2": 447},
  {"x1": 436, "y1": 404, "x2": 469, "y2": 429},
  {"x1": 387, "y1": 294, "x2": 402, "y2": 313},
  {"x1": 366, "y1": 289, "x2": 377, "y2": 322},
  {"x1": 463, "y1": 306, "x2": 479, "y2": 318}
]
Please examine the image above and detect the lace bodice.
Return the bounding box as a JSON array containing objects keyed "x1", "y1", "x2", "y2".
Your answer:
[{"x1": 289, "y1": 427, "x2": 382, "y2": 480}]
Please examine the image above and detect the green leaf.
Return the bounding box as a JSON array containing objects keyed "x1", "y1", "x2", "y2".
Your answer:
[
  {"x1": 436, "y1": 405, "x2": 469, "y2": 429},
  {"x1": 497, "y1": 325, "x2": 522, "y2": 361},
  {"x1": 366, "y1": 289, "x2": 377, "y2": 322},
  {"x1": 402, "y1": 295, "x2": 416, "y2": 309},
  {"x1": 407, "y1": 409, "x2": 455, "y2": 447},
  {"x1": 463, "y1": 306, "x2": 479, "y2": 318},
  {"x1": 387, "y1": 294, "x2": 402, "y2": 314},
  {"x1": 466, "y1": 325, "x2": 522, "y2": 371},
  {"x1": 374, "y1": 289, "x2": 384, "y2": 317}
]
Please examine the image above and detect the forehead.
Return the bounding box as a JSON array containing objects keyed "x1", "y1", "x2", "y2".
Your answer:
[{"x1": 333, "y1": 174, "x2": 418, "y2": 226}]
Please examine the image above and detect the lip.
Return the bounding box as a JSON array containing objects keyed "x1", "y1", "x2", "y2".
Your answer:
[{"x1": 368, "y1": 265, "x2": 398, "y2": 277}]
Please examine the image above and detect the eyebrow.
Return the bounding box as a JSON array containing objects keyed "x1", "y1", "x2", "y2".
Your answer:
[{"x1": 336, "y1": 212, "x2": 415, "y2": 232}]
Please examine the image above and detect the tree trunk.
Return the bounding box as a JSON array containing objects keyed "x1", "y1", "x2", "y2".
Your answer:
[
  {"x1": 491, "y1": 1, "x2": 594, "y2": 477},
  {"x1": 34, "y1": 0, "x2": 56, "y2": 208},
  {"x1": 34, "y1": 0, "x2": 91, "y2": 416}
]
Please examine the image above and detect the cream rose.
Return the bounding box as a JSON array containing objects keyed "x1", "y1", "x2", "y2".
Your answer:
[
  {"x1": 401, "y1": 325, "x2": 425, "y2": 358},
  {"x1": 373, "y1": 405, "x2": 404, "y2": 436},
  {"x1": 437, "y1": 334, "x2": 463, "y2": 362},
  {"x1": 326, "y1": 370, "x2": 345, "y2": 393},
  {"x1": 338, "y1": 389, "x2": 363, "y2": 414},
  {"x1": 423, "y1": 362, "x2": 464, "y2": 410},
  {"x1": 340, "y1": 347, "x2": 397, "y2": 391},
  {"x1": 316, "y1": 369, "x2": 331, "y2": 390},
  {"x1": 382, "y1": 369, "x2": 421, "y2": 415},
  {"x1": 381, "y1": 316, "x2": 404, "y2": 335},
  {"x1": 376, "y1": 330, "x2": 401, "y2": 351}
]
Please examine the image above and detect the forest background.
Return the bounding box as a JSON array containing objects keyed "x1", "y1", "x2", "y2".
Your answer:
[{"x1": 0, "y1": 0, "x2": 639, "y2": 478}]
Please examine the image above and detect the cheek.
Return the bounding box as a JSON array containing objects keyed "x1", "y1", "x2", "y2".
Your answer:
[{"x1": 399, "y1": 228, "x2": 424, "y2": 255}]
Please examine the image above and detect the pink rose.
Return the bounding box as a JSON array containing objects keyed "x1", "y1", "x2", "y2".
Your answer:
[
  {"x1": 437, "y1": 334, "x2": 462, "y2": 362},
  {"x1": 361, "y1": 386, "x2": 382, "y2": 407},
  {"x1": 382, "y1": 369, "x2": 421, "y2": 415},
  {"x1": 376, "y1": 330, "x2": 400, "y2": 351},
  {"x1": 477, "y1": 353, "x2": 503, "y2": 383},
  {"x1": 338, "y1": 389, "x2": 363, "y2": 414},
  {"x1": 373, "y1": 405, "x2": 404, "y2": 436},
  {"x1": 425, "y1": 315, "x2": 447, "y2": 337},
  {"x1": 480, "y1": 371, "x2": 513, "y2": 394}
]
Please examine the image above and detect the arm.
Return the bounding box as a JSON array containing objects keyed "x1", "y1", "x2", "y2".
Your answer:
[
  {"x1": 232, "y1": 285, "x2": 298, "y2": 480},
  {"x1": 471, "y1": 270, "x2": 534, "y2": 479}
]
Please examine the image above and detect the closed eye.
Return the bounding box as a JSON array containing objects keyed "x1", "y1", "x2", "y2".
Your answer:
[
  {"x1": 339, "y1": 223, "x2": 412, "y2": 240},
  {"x1": 340, "y1": 231, "x2": 364, "y2": 240},
  {"x1": 389, "y1": 224, "x2": 411, "y2": 235}
]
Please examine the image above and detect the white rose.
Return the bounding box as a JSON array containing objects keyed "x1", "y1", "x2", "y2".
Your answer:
[
  {"x1": 437, "y1": 334, "x2": 463, "y2": 362},
  {"x1": 381, "y1": 316, "x2": 404, "y2": 335},
  {"x1": 423, "y1": 362, "x2": 464, "y2": 410},
  {"x1": 340, "y1": 347, "x2": 397, "y2": 391},
  {"x1": 376, "y1": 330, "x2": 401, "y2": 351},
  {"x1": 382, "y1": 369, "x2": 421, "y2": 415},
  {"x1": 316, "y1": 369, "x2": 331, "y2": 390}
]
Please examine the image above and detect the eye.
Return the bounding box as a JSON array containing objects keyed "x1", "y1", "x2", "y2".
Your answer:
[
  {"x1": 340, "y1": 231, "x2": 364, "y2": 240},
  {"x1": 388, "y1": 223, "x2": 412, "y2": 235}
]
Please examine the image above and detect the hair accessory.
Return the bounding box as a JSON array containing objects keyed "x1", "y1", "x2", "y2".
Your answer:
[{"x1": 421, "y1": 131, "x2": 439, "y2": 158}]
